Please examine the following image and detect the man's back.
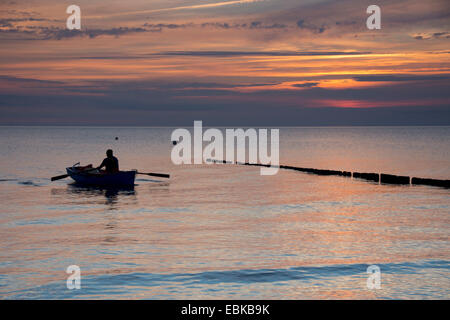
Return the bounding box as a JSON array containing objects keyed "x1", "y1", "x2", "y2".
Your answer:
[{"x1": 100, "y1": 156, "x2": 119, "y2": 173}]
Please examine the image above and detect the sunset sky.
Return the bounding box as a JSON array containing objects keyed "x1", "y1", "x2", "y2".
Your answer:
[{"x1": 0, "y1": 0, "x2": 449, "y2": 125}]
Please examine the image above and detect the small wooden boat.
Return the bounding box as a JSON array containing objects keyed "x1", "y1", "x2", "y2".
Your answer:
[{"x1": 66, "y1": 165, "x2": 136, "y2": 186}]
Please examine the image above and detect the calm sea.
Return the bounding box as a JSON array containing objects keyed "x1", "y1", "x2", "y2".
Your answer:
[{"x1": 0, "y1": 126, "x2": 449, "y2": 299}]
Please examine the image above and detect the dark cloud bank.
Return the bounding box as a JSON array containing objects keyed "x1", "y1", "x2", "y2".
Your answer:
[{"x1": 1, "y1": 76, "x2": 449, "y2": 126}]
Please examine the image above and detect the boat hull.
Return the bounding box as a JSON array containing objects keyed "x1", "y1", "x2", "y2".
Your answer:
[{"x1": 66, "y1": 167, "x2": 136, "y2": 186}]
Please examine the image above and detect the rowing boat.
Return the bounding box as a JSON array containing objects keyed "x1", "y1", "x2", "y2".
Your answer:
[{"x1": 66, "y1": 166, "x2": 136, "y2": 186}]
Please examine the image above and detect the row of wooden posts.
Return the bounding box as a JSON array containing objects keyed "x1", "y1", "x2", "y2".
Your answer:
[{"x1": 207, "y1": 159, "x2": 450, "y2": 189}]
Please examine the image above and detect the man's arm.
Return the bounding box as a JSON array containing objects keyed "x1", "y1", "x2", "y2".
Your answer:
[{"x1": 97, "y1": 159, "x2": 106, "y2": 169}]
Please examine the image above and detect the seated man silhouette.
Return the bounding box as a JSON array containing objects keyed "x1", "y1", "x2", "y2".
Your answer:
[{"x1": 98, "y1": 149, "x2": 119, "y2": 173}]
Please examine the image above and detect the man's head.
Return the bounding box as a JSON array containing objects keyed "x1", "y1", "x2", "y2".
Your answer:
[{"x1": 106, "y1": 149, "x2": 113, "y2": 157}]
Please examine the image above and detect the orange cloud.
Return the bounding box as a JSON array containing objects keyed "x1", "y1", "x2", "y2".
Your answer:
[{"x1": 314, "y1": 99, "x2": 449, "y2": 109}]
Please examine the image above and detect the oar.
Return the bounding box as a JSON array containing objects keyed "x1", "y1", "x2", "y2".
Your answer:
[
  {"x1": 50, "y1": 167, "x2": 97, "y2": 181},
  {"x1": 51, "y1": 173, "x2": 71, "y2": 181},
  {"x1": 137, "y1": 172, "x2": 170, "y2": 179}
]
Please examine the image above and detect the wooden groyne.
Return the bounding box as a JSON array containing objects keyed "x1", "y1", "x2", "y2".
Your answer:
[
  {"x1": 411, "y1": 177, "x2": 450, "y2": 188},
  {"x1": 206, "y1": 159, "x2": 450, "y2": 189}
]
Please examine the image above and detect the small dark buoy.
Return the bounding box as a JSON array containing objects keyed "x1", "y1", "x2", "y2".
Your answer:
[
  {"x1": 172, "y1": 140, "x2": 177, "y2": 145},
  {"x1": 115, "y1": 137, "x2": 119, "y2": 140}
]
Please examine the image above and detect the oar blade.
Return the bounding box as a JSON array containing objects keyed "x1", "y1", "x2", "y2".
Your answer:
[
  {"x1": 148, "y1": 173, "x2": 170, "y2": 178},
  {"x1": 51, "y1": 174, "x2": 69, "y2": 181},
  {"x1": 137, "y1": 172, "x2": 170, "y2": 179}
]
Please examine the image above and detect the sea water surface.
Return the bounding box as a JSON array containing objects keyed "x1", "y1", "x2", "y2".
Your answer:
[{"x1": 0, "y1": 126, "x2": 449, "y2": 299}]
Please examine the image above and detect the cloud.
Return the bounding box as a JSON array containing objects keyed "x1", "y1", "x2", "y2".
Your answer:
[
  {"x1": 143, "y1": 22, "x2": 194, "y2": 30},
  {"x1": 0, "y1": 75, "x2": 63, "y2": 85},
  {"x1": 200, "y1": 21, "x2": 287, "y2": 29},
  {"x1": 83, "y1": 0, "x2": 265, "y2": 19},
  {"x1": 2, "y1": 90, "x2": 449, "y2": 126},
  {"x1": 412, "y1": 32, "x2": 450, "y2": 40},
  {"x1": 154, "y1": 50, "x2": 371, "y2": 57},
  {"x1": 296, "y1": 19, "x2": 328, "y2": 34},
  {"x1": 0, "y1": 19, "x2": 294, "y2": 40},
  {"x1": 353, "y1": 75, "x2": 450, "y2": 82},
  {"x1": 142, "y1": 21, "x2": 287, "y2": 31},
  {"x1": 292, "y1": 82, "x2": 319, "y2": 88},
  {"x1": 0, "y1": 17, "x2": 48, "y2": 27},
  {"x1": 1, "y1": 74, "x2": 450, "y2": 126},
  {"x1": 0, "y1": 26, "x2": 151, "y2": 40},
  {"x1": 53, "y1": 27, "x2": 149, "y2": 40}
]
